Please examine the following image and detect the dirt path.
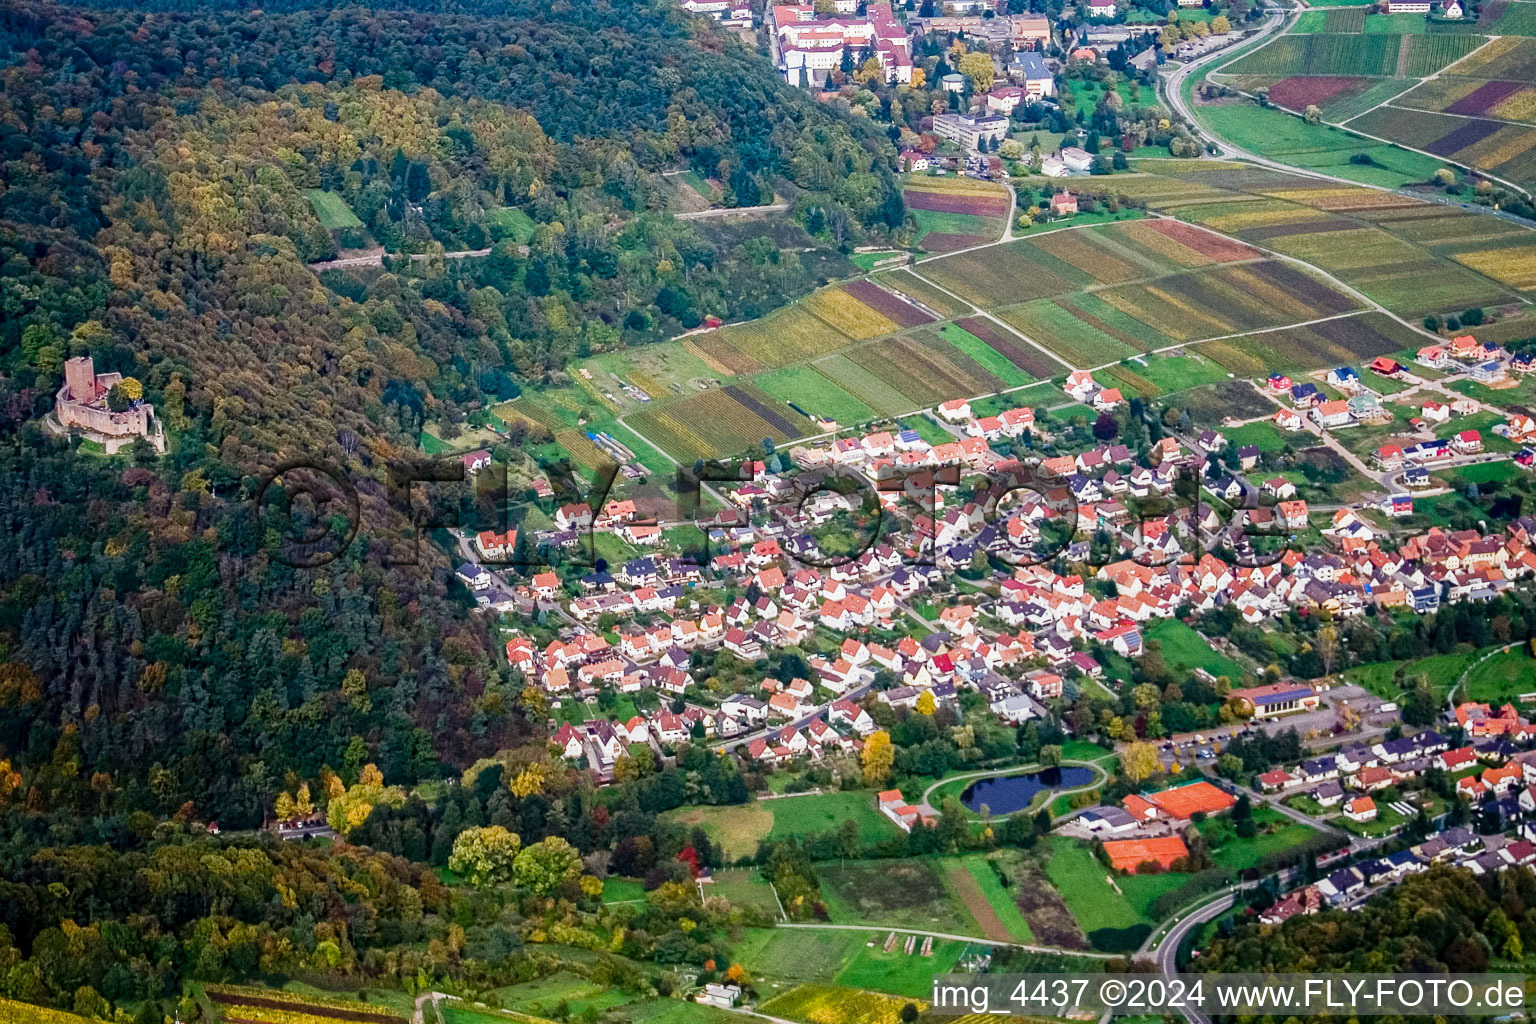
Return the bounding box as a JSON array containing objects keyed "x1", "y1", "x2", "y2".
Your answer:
[{"x1": 945, "y1": 862, "x2": 1014, "y2": 943}]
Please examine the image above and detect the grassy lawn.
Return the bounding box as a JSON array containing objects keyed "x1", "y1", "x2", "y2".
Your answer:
[
  {"x1": 1134, "y1": 351, "x2": 1233, "y2": 393},
  {"x1": 601, "y1": 876, "x2": 648, "y2": 903},
  {"x1": 1198, "y1": 808, "x2": 1318, "y2": 871},
  {"x1": 1464, "y1": 645, "x2": 1536, "y2": 704},
  {"x1": 765, "y1": 791, "x2": 899, "y2": 845},
  {"x1": 490, "y1": 972, "x2": 631, "y2": 1017},
  {"x1": 1044, "y1": 837, "x2": 1183, "y2": 935},
  {"x1": 1349, "y1": 646, "x2": 1501, "y2": 699},
  {"x1": 900, "y1": 415, "x2": 956, "y2": 446},
  {"x1": 1450, "y1": 460, "x2": 1526, "y2": 486},
  {"x1": 834, "y1": 937, "x2": 966, "y2": 998},
  {"x1": 1432, "y1": 410, "x2": 1518, "y2": 452},
  {"x1": 303, "y1": 188, "x2": 363, "y2": 229},
  {"x1": 622, "y1": 1002, "x2": 746, "y2": 1024},
  {"x1": 707, "y1": 868, "x2": 782, "y2": 917},
  {"x1": 660, "y1": 803, "x2": 774, "y2": 861},
  {"x1": 1014, "y1": 209, "x2": 1147, "y2": 238},
  {"x1": 1343, "y1": 659, "x2": 1407, "y2": 699},
  {"x1": 1062, "y1": 738, "x2": 1114, "y2": 762},
  {"x1": 851, "y1": 251, "x2": 907, "y2": 271},
  {"x1": 1145, "y1": 619, "x2": 1246, "y2": 681},
  {"x1": 487, "y1": 206, "x2": 537, "y2": 243},
  {"x1": 1221, "y1": 419, "x2": 1291, "y2": 453},
  {"x1": 420, "y1": 431, "x2": 455, "y2": 454},
  {"x1": 1193, "y1": 101, "x2": 1451, "y2": 189},
  {"x1": 663, "y1": 794, "x2": 897, "y2": 862}
]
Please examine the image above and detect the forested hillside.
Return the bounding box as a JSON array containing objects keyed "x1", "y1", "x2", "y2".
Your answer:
[
  {"x1": 1198, "y1": 866, "x2": 1534, "y2": 974},
  {"x1": 0, "y1": 0, "x2": 901, "y2": 840}
]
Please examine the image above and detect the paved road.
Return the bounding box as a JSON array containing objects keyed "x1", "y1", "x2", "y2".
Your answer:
[{"x1": 1154, "y1": 893, "x2": 1236, "y2": 1024}]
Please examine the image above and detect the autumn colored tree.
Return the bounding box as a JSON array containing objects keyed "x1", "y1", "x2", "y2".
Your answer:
[
  {"x1": 449, "y1": 825, "x2": 523, "y2": 887},
  {"x1": 862, "y1": 730, "x2": 895, "y2": 786}
]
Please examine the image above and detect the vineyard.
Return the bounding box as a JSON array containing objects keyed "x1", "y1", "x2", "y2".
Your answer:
[
  {"x1": 1092, "y1": 260, "x2": 1360, "y2": 343},
  {"x1": 903, "y1": 174, "x2": 1009, "y2": 251},
  {"x1": 1264, "y1": 75, "x2": 1376, "y2": 110},
  {"x1": 1452, "y1": 243, "x2": 1536, "y2": 289},
  {"x1": 1199, "y1": 311, "x2": 1421, "y2": 375},
  {"x1": 760, "y1": 985, "x2": 926, "y2": 1024},
  {"x1": 918, "y1": 241, "x2": 1080, "y2": 307},
  {"x1": 871, "y1": 269, "x2": 967, "y2": 316},
  {"x1": 1224, "y1": 33, "x2": 1402, "y2": 75},
  {"x1": 0, "y1": 998, "x2": 95, "y2": 1024},
  {"x1": 205, "y1": 986, "x2": 407, "y2": 1024},
  {"x1": 1002, "y1": 298, "x2": 1155, "y2": 367},
  {"x1": 953, "y1": 317, "x2": 1067, "y2": 377},
  {"x1": 627, "y1": 384, "x2": 816, "y2": 459},
  {"x1": 691, "y1": 302, "x2": 849, "y2": 373},
  {"x1": 801, "y1": 287, "x2": 900, "y2": 339},
  {"x1": 840, "y1": 279, "x2": 937, "y2": 328},
  {"x1": 1224, "y1": 32, "x2": 1482, "y2": 76}
]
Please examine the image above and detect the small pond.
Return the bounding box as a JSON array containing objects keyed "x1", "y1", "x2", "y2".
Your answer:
[{"x1": 960, "y1": 766, "x2": 1095, "y2": 815}]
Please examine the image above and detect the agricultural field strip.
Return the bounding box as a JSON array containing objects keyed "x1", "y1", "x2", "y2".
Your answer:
[
  {"x1": 1198, "y1": 16, "x2": 1536, "y2": 193},
  {"x1": 896, "y1": 264, "x2": 1076, "y2": 374},
  {"x1": 1204, "y1": 23, "x2": 1536, "y2": 194},
  {"x1": 775, "y1": 922, "x2": 1121, "y2": 957},
  {"x1": 1338, "y1": 36, "x2": 1512, "y2": 126},
  {"x1": 619, "y1": 214, "x2": 1440, "y2": 459}
]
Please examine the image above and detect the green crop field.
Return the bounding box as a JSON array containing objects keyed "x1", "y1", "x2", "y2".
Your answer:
[
  {"x1": 756, "y1": 366, "x2": 877, "y2": 426},
  {"x1": 937, "y1": 324, "x2": 1036, "y2": 387},
  {"x1": 303, "y1": 189, "x2": 363, "y2": 229}
]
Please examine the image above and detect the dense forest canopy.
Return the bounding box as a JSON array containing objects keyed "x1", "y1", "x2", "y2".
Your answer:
[{"x1": 0, "y1": 0, "x2": 902, "y2": 853}]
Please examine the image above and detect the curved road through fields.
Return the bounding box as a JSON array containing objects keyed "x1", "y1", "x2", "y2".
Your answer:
[{"x1": 1161, "y1": 6, "x2": 1536, "y2": 210}]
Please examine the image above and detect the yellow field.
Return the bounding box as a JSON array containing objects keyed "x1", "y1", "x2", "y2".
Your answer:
[
  {"x1": 801, "y1": 287, "x2": 899, "y2": 339},
  {"x1": 761, "y1": 985, "x2": 929, "y2": 1024},
  {"x1": 1452, "y1": 246, "x2": 1536, "y2": 290},
  {"x1": 903, "y1": 174, "x2": 1009, "y2": 195}
]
